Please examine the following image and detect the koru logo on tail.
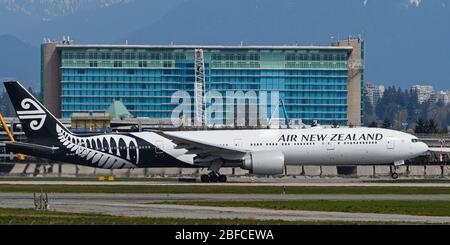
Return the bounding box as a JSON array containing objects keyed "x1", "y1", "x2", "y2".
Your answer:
[{"x1": 17, "y1": 98, "x2": 47, "y2": 130}]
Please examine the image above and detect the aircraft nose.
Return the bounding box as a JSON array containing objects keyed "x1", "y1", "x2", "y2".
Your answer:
[{"x1": 419, "y1": 142, "x2": 429, "y2": 154}]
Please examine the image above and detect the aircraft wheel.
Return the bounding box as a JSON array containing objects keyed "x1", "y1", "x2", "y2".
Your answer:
[
  {"x1": 200, "y1": 175, "x2": 210, "y2": 183},
  {"x1": 209, "y1": 174, "x2": 219, "y2": 183},
  {"x1": 391, "y1": 172, "x2": 399, "y2": 179},
  {"x1": 218, "y1": 175, "x2": 227, "y2": 183}
]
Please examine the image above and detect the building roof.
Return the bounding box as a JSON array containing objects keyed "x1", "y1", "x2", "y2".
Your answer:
[
  {"x1": 107, "y1": 101, "x2": 134, "y2": 119},
  {"x1": 55, "y1": 44, "x2": 353, "y2": 52}
]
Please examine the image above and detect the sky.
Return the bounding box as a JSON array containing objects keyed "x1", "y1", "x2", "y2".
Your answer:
[{"x1": 0, "y1": 0, "x2": 449, "y2": 90}]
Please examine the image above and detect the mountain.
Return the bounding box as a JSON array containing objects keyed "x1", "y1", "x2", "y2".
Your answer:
[
  {"x1": 0, "y1": 34, "x2": 39, "y2": 90},
  {"x1": 0, "y1": 0, "x2": 186, "y2": 44},
  {"x1": 0, "y1": 0, "x2": 185, "y2": 91},
  {"x1": 124, "y1": 0, "x2": 450, "y2": 90},
  {"x1": 0, "y1": 0, "x2": 131, "y2": 20}
]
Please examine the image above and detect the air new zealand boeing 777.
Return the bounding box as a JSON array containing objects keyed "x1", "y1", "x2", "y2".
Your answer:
[{"x1": 4, "y1": 81, "x2": 429, "y2": 181}]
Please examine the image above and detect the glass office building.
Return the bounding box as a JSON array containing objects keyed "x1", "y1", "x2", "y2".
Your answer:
[{"x1": 41, "y1": 40, "x2": 363, "y2": 126}]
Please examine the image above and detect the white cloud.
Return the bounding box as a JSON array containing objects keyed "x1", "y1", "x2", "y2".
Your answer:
[
  {"x1": 409, "y1": 0, "x2": 423, "y2": 7},
  {"x1": 363, "y1": 0, "x2": 424, "y2": 8}
]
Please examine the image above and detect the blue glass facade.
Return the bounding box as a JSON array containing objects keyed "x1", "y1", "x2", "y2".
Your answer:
[{"x1": 56, "y1": 46, "x2": 355, "y2": 125}]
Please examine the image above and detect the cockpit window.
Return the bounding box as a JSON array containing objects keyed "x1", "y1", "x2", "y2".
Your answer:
[{"x1": 411, "y1": 139, "x2": 420, "y2": 143}]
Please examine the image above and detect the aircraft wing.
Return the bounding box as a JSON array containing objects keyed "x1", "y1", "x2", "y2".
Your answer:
[
  {"x1": 152, "y1": 131, "x2": 248, "y2": 162},
  {"x1": 429, "y1": 147, "x2": 450, "y2": 153}
]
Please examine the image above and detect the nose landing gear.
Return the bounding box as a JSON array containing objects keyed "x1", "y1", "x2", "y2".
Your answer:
[
  {"x1": 391, "y1": 160, "x2": 405, "y2": 179},
  {"x1": 200, "y1": 172, "x2": 227, "y2": 183},
  {"x1": 391, "y1": 172, "x2": 399, "y2": 179}
]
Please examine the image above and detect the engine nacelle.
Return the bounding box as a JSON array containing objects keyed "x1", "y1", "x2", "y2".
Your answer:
[{"x1": 242, "y1": 151, "x2": 285, "y2": 175}]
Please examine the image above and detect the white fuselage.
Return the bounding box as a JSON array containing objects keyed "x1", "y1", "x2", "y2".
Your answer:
[{"x1": 133, "y1": 127, "x2": 429, "y2": 166}]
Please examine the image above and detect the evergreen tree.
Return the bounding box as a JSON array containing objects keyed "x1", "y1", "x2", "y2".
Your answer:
[
  {"x1": 366, "y1": 85, "x2": 449, "y2": 131},
  {"x1": 415, "y1": 118, "x2": 426, "y2": 134},
  {"x1": 368, "y1": 121, "x2": 378, "y2": 128},
  {"x1": 381, "y1": 118, "x2": 391, "y2": 128},
  {"x1": 426, "y1": 119, "x2": 438, "y2": 134}
]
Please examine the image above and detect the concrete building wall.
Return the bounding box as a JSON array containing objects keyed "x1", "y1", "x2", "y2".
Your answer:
[
  {"x1": 425, "y1": 166, "x2": 443, "y2": 177},
  {"x1": 41, "y1": 42, "x2": 62, "y2": 118},
  {"x1": 303, "y1": 166, "x2": 322, "y2": 177},
  {"x1": 321, "y1": 166, "x2": 338, "y2": 177},
  {"x1": 286, "y1": 166, "x2": 303, "y2": 176},
  {"x1": 333, "y1": 39, "x2": 364, "y2": 126},
  {"x1": 409, "y1": 166, "x2": 426, "y2": 177},
  {"x1": 357, "y1": 166, "x2": 375, "y2": 177},
  {"x1": 5, "y1": 163, "x2": 450, "y2": 179}
]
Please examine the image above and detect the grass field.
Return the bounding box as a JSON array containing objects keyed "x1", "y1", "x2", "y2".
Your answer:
[
  {"x1": 2, "y1": 184, "x2": 450, "y2": 195},
  {"x1": 0, "y1": 208, "x2": 412, "y2": 225},
  {"x1": 158, "y1": 200, "x2": 450, "y2": 217}
]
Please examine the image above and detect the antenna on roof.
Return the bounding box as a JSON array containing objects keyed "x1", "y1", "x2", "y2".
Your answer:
[{"x1": 125, "y1": 40, "x2": 128, "y2": 45}]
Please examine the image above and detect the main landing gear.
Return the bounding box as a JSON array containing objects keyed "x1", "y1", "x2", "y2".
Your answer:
[{"x1": 201, "y1": 172, "x2": 227, "y2": 183}]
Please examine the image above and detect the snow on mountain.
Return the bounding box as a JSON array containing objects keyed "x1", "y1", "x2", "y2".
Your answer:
[{"x1": 0, "y1": 0, "x2": 132, "y2": 20}]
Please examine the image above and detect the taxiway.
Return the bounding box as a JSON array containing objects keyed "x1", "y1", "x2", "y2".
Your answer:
[{"x1": 1, "y1": 192, "x2": 450, "y2": 224}]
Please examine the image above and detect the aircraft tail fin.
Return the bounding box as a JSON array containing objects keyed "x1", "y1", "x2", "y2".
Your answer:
[{"x1": 4, "y1": 81, "x2": 70, "y2": 145}]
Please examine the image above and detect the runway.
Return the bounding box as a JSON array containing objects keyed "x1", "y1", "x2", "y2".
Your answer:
[{"x1": 1, "y1": 193, "x2": 450, "y2": 223}]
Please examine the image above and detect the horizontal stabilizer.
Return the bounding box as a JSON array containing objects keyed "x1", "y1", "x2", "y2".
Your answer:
[{"x1": 5, "y1": 142, "x2": 60, "y2": 158}]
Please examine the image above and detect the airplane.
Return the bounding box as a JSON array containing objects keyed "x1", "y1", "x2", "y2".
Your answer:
[{"x1": 4, "y1": 81, "x2": 430, "y2": 182}]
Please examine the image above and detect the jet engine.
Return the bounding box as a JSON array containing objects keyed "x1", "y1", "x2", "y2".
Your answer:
[{"x1": 242, "y1": 151, "x2": 285, "y2": 175}]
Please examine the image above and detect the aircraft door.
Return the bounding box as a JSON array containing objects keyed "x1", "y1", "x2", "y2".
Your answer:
[
  {"x1": 326, "y1": 141, "x2": 335, "y2": 151},
  {"x1": 387, "y1": 138, "x2": 395, "y2": 150},
  {"x1": 326, "y1": 141, "x2": 337, "y2": 162}
]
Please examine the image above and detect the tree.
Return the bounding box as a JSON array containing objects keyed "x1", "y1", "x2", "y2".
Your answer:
[
  {"x1": 368, "y1": 121, "x2": 378, "y2": 128},
  {"x1": 415, "y1": 118, "x2": 426, "y2": 134},
  {"x1": 381, "y1": 118, "x2": 391, "y2": 129},
  {"x1": 425, "y1": 119, "x2": 439, "y2": 134},
  {"x1": 363, "y1": 94, "x2": 376, "y2": 126}
]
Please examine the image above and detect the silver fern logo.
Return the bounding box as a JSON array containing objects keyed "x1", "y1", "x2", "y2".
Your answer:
[
  {"x1": 56, "y1": 124, "x2": 138, "y2": 169},
  {"x1": 17, "y1": 98, "x2": 47, "y2": 131}
]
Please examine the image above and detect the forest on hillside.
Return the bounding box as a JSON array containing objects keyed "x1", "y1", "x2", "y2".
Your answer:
[{"x1": 364, "y1": 86, "x2": 449, "y2": 133}]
